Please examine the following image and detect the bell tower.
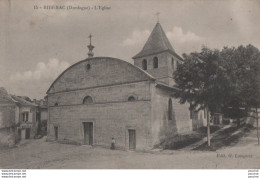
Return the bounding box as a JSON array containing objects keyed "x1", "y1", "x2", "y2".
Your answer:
[{"x1": 132, "y1": 22, "x2": 183, "y2": 86}]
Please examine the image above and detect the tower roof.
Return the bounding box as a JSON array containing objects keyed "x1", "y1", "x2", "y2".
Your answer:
[{"x1": 133, "y1": 22, "x2": 175, "y2": 59}]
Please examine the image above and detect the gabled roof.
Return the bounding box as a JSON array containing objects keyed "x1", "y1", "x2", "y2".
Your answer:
[
  {"x1": 11, "y1": 95, "x2": 37, "y2": 107},
  {"x1": 133, "y1": 22, "x2": 176, "y2": 59},
  {"x1": 0, "y1": 87, "x2": 17, "y2": 104}
]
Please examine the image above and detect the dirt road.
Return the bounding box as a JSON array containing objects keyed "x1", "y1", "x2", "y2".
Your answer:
[{"x1": 0, "y1": 132, "x2": 259, "y2": 169}]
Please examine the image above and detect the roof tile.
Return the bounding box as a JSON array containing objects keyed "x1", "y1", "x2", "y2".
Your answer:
[{"x1": 133, "y1": 23, "x2": 175, "y2": 59}]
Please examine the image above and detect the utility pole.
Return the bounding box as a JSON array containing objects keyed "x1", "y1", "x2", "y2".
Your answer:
[
  {"x1": 256, "y1": 107, "x2": 259, "y2": 145},
  {"x1": 207, "y1": 107, "x2": 211, "y2": 146}
]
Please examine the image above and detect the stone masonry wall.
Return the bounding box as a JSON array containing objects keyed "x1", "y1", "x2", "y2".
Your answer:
[
  {"x1": 150, "y1": 85, "x2": 192, "y2": 146},
  {"x1": 48, "y1": 101, "x2": 152, "y2": 150},
  {"x1": 48, "y1": 82, "x2": 151, "y2": 107},
  {"x1": 48, "y1": 81, "x2": 153, "y2": 150},
  {"x1": 133, "y1": 51, "x2": 182, "y2": 86},
  {"x1": 0, "y1": 105, "x2": 16, "y2": 129}
]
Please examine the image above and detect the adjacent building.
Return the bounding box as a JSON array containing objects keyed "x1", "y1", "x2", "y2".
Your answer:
[
  {"x1": 10, "y1": 95, "x2": 38, "y2": 140},
  {"x1": 0, "y1": 87, "x2": 18, "y2": 147},
  {"x1": 0, "y1": 87, "x2": 45, "y2": 147}
]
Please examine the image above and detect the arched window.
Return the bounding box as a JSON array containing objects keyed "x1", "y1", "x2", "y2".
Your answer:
[
  {"x1": 168, "y1": 98, "x2": 173, "y2": 120},
  {"x1": 128, "y1": 96, "x2": 135, "y2": 101},
  {"x1": 83, "y1": 96, "x2": 93, "y2": 104},
  {"x1": 54, "y1": 102, "x2": 58, "y2": 106},
  {"x1": 172, "y1": 58, "x2": 174, "y2": 71},
  {"x1": 153, "y1": 57, "x2": 158, "y2": 68},
  {"x1": 142, "y1": 59, "x2": 147, "y2": 70}
]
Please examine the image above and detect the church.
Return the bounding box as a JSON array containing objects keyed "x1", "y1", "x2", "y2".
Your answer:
[{"x1": 46, "y1": 22, "x2": 193, "y2": 150}]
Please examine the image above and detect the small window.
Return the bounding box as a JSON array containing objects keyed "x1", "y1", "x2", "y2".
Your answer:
[
  {"x1": 86, "y1": 64, "x2": 91, "y2": 70},
  {"x1": 83, "y1": 96, "x2": 93, "y2": 104},
  {"x1": 22, "y1": 112, "x2": 29, "y2": 122},
  {"x1": 142, "y1": 59, "x2": 147, "y2": 70},
  {"x1": 177, "y1": 61, "x2": 180, "y2": 69},
  {"x1": 153, "y1": 57, "x2": 158, "y2": 68},
  {"x1": 54, "y1": 102, "x2": 58, "y2": 106},
  {"x1": 128, "y1": 96, "x2": 135, "y2": 101}
]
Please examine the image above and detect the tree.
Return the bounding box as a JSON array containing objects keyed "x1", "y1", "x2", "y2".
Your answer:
[
  {"x1": 173, "y1": 47, "x2": 230, "y2": 146},
  {"x1": 220, "y1": 46, "x2": 247, "y2": 127},
  {"x1": 232, "y1": 45, "x2": 260, "y2": 144},
  {"x1": 221, "y1": 45, "x2": 260, "y2": 129},
  {"x1": 174, "y1": 45, "x2": 260, "y2": 146}
]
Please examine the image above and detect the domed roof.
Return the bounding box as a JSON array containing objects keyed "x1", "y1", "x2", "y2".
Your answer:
[{"x1": 47, "y1": 57, "x2": 155, "y2": 94}]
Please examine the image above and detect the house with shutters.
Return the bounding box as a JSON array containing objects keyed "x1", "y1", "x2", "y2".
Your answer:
[
  {"x1": 46, "y1": 22, "x2": 194, "y2": 150},
  {"x1": 0, "y1": 87, "x2": 38, "y2": 147}
]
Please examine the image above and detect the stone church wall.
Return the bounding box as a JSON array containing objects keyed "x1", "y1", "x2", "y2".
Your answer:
[
  {"x1": 47, "y1": 81, "x2": 153, "y2": 150},
  {"x1": 48, "y1": 81, "x2": 151, "y2": 107},
  {"x1": 47, "y1": 57, "x2": 192, "y2": 150},
  {"x1": 134, "y1": 52, "x2": 169, "y2": 78},
  {"x1": 151, "y1": 85, "x2": 192, "y2": 146},
  {"x1": 134, "y1": 52, "x2": 172, "y2": 85},
  {"x1": 133, "y1": 51, "x2": 182, "y2": 86}
]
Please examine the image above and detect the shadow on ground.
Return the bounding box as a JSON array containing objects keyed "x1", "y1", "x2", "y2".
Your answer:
[
  {"x1": 193, "y1": 124, "x2": 255, "y2": 151},
  {"x1": 155, "y1": 125, "x2": 221, "y2": 150}
]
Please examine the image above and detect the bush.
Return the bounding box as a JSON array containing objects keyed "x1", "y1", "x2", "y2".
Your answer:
[
  {"x1": 196, "y1": 125, "x2": 221, "y2": 135},
  {"x1": 155, "y1": 125, "x2": 221, "y2": 150}
]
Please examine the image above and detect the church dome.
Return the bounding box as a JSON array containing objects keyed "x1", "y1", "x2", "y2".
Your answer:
[{"x1": 47, "y1": 57, "x2": 155, "y2": 94}]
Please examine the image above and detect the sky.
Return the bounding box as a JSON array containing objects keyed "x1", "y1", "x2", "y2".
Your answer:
[{"x1": 0, "y1": 0, "x2": 260, "y2": 99}]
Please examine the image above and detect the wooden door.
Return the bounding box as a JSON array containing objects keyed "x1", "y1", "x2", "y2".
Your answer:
[
  {"x1": 25, "y1": 128, "x2": 30, "y2": 139},
  {"x1": 83, "y1": 122, "x2": 93, "y2": 145},
  {"x1": 36, "y1": 112, "x2": 41, "y2": 135},
  {"x1": 128, "y1": 129, "x2": 136, "y2": 150}
]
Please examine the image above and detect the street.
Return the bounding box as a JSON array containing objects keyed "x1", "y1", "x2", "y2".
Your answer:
[{"x1": 0, "y1": 129, "x2": 259, "y2": 169}]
